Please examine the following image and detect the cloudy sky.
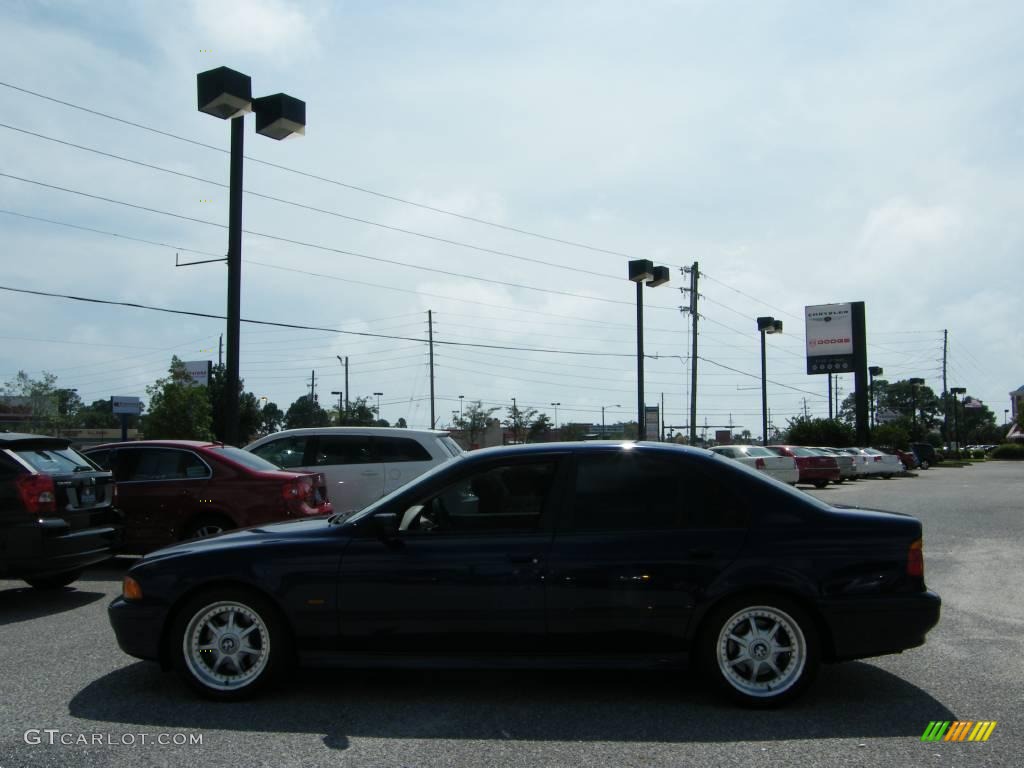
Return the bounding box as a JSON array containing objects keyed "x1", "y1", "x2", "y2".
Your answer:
[{"x1": 1, "y1": 0, "x2": 1020, "y2": 436}]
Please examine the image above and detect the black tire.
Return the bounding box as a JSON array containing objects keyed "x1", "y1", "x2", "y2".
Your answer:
[
  {"x1": 182, "y1": 515, "x2": 235, "y2": 541},
  {"x1": 697, "y1": 593, "x2": 819, "y2": 708},
  {"x1": 24, "y1": 569, "x2": 83, "y2": 589},
  {"x1": 812, "y1": 479, "x2": 828, "y2": 489},
  {"x1": 919, "y1": 460, "x2": 930, "y2": 470},
  {"x1": 170, "y1": 587, "x2": 291, "y2": 701}
]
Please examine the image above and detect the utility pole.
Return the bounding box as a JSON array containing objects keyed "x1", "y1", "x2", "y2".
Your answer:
[
  {"x1": 218, "y1": 334, "x2": 223, "y2": 367},
  {"x1": 660, "y1": 392, "x2": 665, "y2": 442},
  {"x1": 309, "y1": 369, "x2": 316, "y2": 402},
  {"x1": 682, "y1": 262, "x2": 699, "y2": 445},
  {"x1": 803, "y1": 398, "x2": 809, "y2": 419},
  {"x1": 336, "y1": 356, "x2": 349, "y2": 409},
  {"x1": 828, "y1": 374, "x2": 833, "y2": 419},
  {"x1": 942, "y1": 329, "x2": 949, "y2": 443},
  {"x1": 428, "y1": 309, "x2": 436, "y2": 428}
]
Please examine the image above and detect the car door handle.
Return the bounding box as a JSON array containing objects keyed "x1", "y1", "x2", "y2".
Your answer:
[
  {"x1": 687, "y1": 548, "x2": 716, "y2": 560},
  {"x1": 508, "y1": 555, "x2": 539, "y2": 564}
]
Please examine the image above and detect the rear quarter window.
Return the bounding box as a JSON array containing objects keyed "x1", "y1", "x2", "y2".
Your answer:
[{"x1": 375, "y1": 437, "x2": 432, "y2": 463}]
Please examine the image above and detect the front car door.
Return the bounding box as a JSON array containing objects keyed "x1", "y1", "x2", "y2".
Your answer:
[
  {"x1": 545, "y1": 447, "x2": 750, "y2": 655},
  {"x1": 335, "y1": 453, "x2": 569, "y2": 654}
]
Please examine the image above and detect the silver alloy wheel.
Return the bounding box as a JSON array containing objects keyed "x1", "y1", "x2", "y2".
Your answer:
[
  {"x1": 716, "y1": 605, "x2": 806, "y2": 699},
  {"x1": 182, "y1": 601, "x2": 270, "y2": 692},
  {"x1": 192, "y1": 523, "x2": 224, "y2": 538}
]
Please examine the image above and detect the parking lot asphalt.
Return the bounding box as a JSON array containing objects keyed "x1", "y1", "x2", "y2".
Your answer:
[{"x1": 1, "y1": 462, "x2": 1021, "y2": 768}]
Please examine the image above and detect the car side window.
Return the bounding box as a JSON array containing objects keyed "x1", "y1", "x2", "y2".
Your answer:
[
  {"x1": 314, "y1": 436, "x2": 374, "y2": 466},
  {"x1": 571, "y1": 452, "x2": 748, "y2": 531},
  {"x1": 85, "y1": 449, "x2": 111, "y2": 469},
  {"x1": 118, "y1": 449, "x2": 208, "y2": 481},
  {"x1": 251, "y1": 436, "x2": 309, "y2": 469},
  {"x1": 374, "y1": 436, "x2": 432, "y2": 463},
  {"x1": 401, "y1": 460, "x2": 558, "y2": 535}
]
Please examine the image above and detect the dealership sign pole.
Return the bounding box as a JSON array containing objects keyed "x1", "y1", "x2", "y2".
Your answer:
[{"x1": 805, "y1": 302, "x2": 869, "y2": 444}]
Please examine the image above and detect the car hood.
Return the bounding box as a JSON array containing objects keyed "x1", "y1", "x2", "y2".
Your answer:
[
  {"x1": 827, "y1": 504, "x2": 921, "y2": 534},
  {"x1": 142, "y1": 517, "x2": 338, "y2": 562}
]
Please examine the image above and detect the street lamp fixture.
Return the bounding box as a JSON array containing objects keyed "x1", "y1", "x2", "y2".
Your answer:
[
  {"x1": 197, "y1": 66, "x2": 306, "y2": 447},
  {"x1": 458, "y1": 394, "x2": 465, "y2": 421},
  {"x1": 550, "y1": 402, "x2": 561, "y2": 431},
  {"x1": 330, "y1": 391, "x2": 344, "y2": 423},
  {"x1": 628, "y1": 260, "x2": 670, "y2": 436},
  {"x1": 601, "y1": 404, "x2": 621, "y2": 438},
  {"x1": 373, "y1": 392, "x2": 383, "y2": 418},
  {"x1": 756, "y1": 317, "x2": 783, "y2": 445}
]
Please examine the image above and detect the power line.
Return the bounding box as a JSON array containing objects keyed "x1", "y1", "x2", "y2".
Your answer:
[
  {"x1": 0, "y1": 122, "x2": 625, "y2": 282},
  {"x1": 0, "y1": 172, "x2": 674, "y2": 312},
  {"x1": 0, "y1": 79, "x2": 631, "y2": 259}
]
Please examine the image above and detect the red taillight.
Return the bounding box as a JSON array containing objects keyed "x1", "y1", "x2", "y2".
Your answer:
[
  {"x1": 907, "y1": 538, "x2": 924, "y2": 578},
  {"x1": 282, "y1": 476, "x2": 314, "y2": 503},
  {"x1": 755, "y1": 458, "x2": 766, "y2": 470},
  {"x1": 15, "y1": 474, "x2": 57, "y2": 514}
]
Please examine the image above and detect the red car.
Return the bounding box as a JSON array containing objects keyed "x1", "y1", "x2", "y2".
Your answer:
[
  {"x1": 83, "y1": 440, "x2": 332, "y2": 554},
  {"x1": 766, "y1": 445, "x2": 841, "y2": 488}
]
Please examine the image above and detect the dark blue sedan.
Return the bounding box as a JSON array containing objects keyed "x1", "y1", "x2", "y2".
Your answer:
[{"x1": 108, "y1": 442, "x2": 940, "y2": 707}]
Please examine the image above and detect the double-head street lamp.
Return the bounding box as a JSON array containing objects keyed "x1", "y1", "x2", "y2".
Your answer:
[
  {"x1": 908, "y1": 377, "x2": 926, "y2": 438},
  {"x1": 197, "y1": 66, "x2": 306, "y2": 445},
  {"x1": 373, "y1": 392, "x2": 384, "y2": 418},
  {"x1": 757, "y1": 317, "x2": 783, "y2": 445},
  {"x1": 628, "y1": 260, "x2": 670, "y2": 437},
  {"x1": 550, "y1": 402, "x2": 561, "y2": 431},
  {"x1": 869, "y1": 366, "x2": 883, "y2": 431},
  {"x1": 330, "y1": 390, "x2": 344, "y2": 423},
  {"x1": 950, "y1": 387, "x2": 967, "y2": 450}
]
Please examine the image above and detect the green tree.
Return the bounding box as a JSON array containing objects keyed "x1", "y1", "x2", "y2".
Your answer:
[
  {"x1": 527, "y1": 413, "x2": 553, "y2": 442},
  {"x1": 1, "y1": 371, "x2": 60, "y2": 432},
  {"x1": 560, "y1": 423, "x2": 588, "y2": 441},
  {"x1": 503, "y1": 403, "x2": 537, "y2": 443},
  {"x1": 334, "y1": 396, "x2": 382, "y2": 426},
  {"x1": 396, "y1": 417, "x2": 408, "y2": 428},
  {"x1": 259, "y1": 401, "x2": 284, "y2": 435},
  {"x1": 285, "y1": 395, "x2": 331, "y2": 429},
  {"x1": 207, "y1": 364, "x2": 262, "y2": 445},
  {"x1": 784, "y1": 416, "x2": 855, "y2": 447},
  {"x1": 870, "y1": 422, "x2": 910, "y2": 449},
  {"x1": 453, "y1": 400, "x2": 498, "y2": 446},
  {"x1": 142, "y1": 357, "x2": 213, "y2": 440},
  {"x1": 76, "y1": 398, "x2": 121, "y2": 429}
]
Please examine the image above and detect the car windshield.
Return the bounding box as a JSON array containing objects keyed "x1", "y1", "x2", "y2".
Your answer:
[
  {"x1": 14, "y1": 446, "x2": 94, "y2": 474},
  {"x1": 743, "y1": 446, "x2": 774, "y2": 457},
  {"x1": 209, "y1": 445, "x2": 282, "y2": 472}
]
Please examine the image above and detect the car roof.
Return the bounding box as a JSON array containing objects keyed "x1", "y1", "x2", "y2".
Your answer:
[
  {"x1": 459, "y1": 441, "x2": 713, "y2": 461},
  {"x1": 0, "y1": 432, "x2": 72, "y2": 448},
  {"x1": 245, "y1": 426, "x2": 451, "y2": 445},
  {"x1": 83, "y1": 440, "x2": 221, "y2": 451}
]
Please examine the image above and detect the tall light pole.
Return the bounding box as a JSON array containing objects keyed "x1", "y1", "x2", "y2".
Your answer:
[
  {"x1": 909, "y1": 377, "x2": 925, "y2": 440},
  {"x1": 628, "y1": 260, "x2": 670, "y2": 437},
  {"x1": 601, "y1": 404, "x2": 621, "y2": 437},
  {"x1": 373, "y1": 392, "x2": 383, "y2": 420},
  {"x1": 459, "y1": 394, "x2": 465, "y2": 421},
  {"x1": 757, "y1": 317, "x2": 783, "y2": 445},
  {"x1": 550, "y1": 402, "x2": 560, "y2": 431},
  {"x1": 869, "y1": 366, "x2": 883, "y2": 434},
  {"x1": 336, "y1": 356, "x2": 349, "y2": 409},
  {"x1": 197, "y1": 66, "x2": 305, "y2": 445},
  {"x1": 511, "y1": 397, "x2": 518, "y2": 444},
  {"x1": 950, "y1": 387, "x2": 966, "y2": 452},
  {"x1": 1006, "y1": 408, "x2": 1010, "y2": 427},
  {"x1": 330, "y1": 390, "x2": 344, "y2": 424}
]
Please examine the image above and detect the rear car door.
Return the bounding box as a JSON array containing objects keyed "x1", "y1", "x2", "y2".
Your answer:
[
  {"x1": 309, "y1": 435, "x2": 383, "y2": 512},
  {"x1": 374, "y1": 435, "x2": 438, "y2": 493},
  {"x1": 545, "y1": 449, "x2": 750, "y2": 653},
  {"x1": 111, "y1": 447, "x2": 211, "y2": 552}
]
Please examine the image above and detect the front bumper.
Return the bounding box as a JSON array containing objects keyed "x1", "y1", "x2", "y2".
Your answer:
[
  {"x1": 820, "y1": 589, "x2": 941, "y2": 662},
  {"x1": 108, "y1": 597, "x2": 168, "y2": 662}
]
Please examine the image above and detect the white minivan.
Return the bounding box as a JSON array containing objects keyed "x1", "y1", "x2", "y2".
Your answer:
[{"x1": 244, "y1": 428, "x2": 463, "y2": 512}]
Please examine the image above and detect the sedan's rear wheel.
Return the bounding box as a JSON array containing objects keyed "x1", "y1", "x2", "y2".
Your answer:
[
  {"x1": 699, "y1": 595, "x2": 819, "y2": 707},
  {"x1": 171, "y1": 589, "x2": 289, "y2": 700}
]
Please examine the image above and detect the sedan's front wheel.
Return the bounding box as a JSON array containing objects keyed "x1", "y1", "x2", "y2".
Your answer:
[
  {"x1": 171, "y1": 589, "x2": 290, "y2": 701},
  {"x1": 699, "y1": 595, "x2": 819, "y2": 707}
]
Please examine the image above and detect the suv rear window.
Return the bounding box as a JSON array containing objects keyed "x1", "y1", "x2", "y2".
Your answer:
[
  {"x1": 375, "y1": 437, "x2": 432, "y2": 463},
  {"x1": 14, "y1": 446, "x2": 94, "y2": 474}
]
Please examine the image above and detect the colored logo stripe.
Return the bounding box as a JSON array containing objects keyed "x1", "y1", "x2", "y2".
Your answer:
[{"x1": 922, "y1": 721, "x2": 997, "y2": 742}]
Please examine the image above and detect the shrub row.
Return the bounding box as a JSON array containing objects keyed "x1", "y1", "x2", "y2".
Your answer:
[{"x1": 990, "y1": 443, "x2": 1024, "y2": 460}]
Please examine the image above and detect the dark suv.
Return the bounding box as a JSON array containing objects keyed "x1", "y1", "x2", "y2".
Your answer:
[{"x1": 0, "y1": 433, "x2": 123, "y2": 588}]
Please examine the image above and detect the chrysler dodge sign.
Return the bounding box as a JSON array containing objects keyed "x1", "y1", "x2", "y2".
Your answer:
[{"x1": 805, "y1": 303, "x2": 854, "y2": 374}]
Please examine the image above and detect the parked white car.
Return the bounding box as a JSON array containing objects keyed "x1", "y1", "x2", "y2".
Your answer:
[
  {"x1": 860, "y1": 447, "x2": 903, "y2": 478},
  {"x1": 245, "y1": 428, "x2": 463, "y2": 511},
  {"x1": 709, "y1": 445, "x2": 799, "y2": 484}
]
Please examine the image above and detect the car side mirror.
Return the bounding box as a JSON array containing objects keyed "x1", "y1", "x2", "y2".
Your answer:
[{"x1": 370, "y1": 511, "x2": 400, "y2": 541}]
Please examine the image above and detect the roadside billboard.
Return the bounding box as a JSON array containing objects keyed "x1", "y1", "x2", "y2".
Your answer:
[
  {"x1": 183, "y1": 360, "x2": 212, "y2": 387},
  {"x1": 805, "y1": 303, "x2": 854, "y2": 375}
]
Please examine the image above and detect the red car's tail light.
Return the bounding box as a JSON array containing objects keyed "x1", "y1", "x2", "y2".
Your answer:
[
  {"x1": 907, "y1": 538, "x2": 924, "y2": 578},
  {"x1": 282, "y1": 476, "x2": 314, "y2": 502},
  {"x1": 15, "y1": 474, "x2": 57, "y2": 514}
]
